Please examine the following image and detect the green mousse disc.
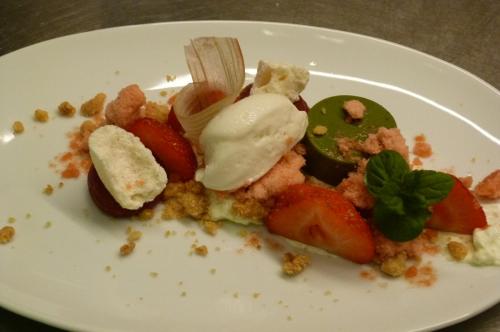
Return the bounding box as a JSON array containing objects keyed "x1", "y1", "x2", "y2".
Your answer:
[{"x1": 304, "y1": 95, "x2": 397, "y2": 185}]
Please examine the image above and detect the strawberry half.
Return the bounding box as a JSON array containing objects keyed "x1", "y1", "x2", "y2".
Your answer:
[
  {"x1": 266, "y1": 183, "x2": 375, "y2": 264},
  {"x1": 127, "y1": 118, "x2": 197, "y2": 181},
  {"x1": 426, "y1": 176, "x2": 487, "y2": 234}
]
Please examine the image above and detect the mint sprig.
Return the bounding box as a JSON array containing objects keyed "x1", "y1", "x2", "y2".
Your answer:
[{"x1": 365, "y1": 150, "x2": 454, "y2": 242}]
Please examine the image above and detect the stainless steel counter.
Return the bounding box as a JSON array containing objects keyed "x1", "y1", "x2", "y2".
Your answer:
[{"x1": 0, "y1": 0, "x2": 499, "y2": 331}]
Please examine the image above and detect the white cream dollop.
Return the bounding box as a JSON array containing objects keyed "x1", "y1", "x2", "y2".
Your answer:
[
  {"x1": 89, "y1": 125, "x2": 167, "y2": 210},
  {"x1": 196, "y1": 93, "x2": 307, "y2": 191},
  {"x1": 471, "y1": 203, "x2": 500, "y2": 266},
  {"x1": 250, "y1": 61, "x2": 309, "y2": 102}
]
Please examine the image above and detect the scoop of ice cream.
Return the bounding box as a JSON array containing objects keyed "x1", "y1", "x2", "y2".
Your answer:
[{"x1": 196, "y1": 93, "x2": 308, "y2": 191}]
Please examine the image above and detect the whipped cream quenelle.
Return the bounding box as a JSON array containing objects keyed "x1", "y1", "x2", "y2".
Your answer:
[
  {"x1": 89, "y1": 125, "x2": 168, "y2": 210},
  {"x1": 196, "y1": 93, "x2": 308, "y2": 191}
]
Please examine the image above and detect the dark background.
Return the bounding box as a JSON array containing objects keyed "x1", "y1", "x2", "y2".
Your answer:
[{"x1": 1, "y1": 0, "x2": 499, "y2": 331}]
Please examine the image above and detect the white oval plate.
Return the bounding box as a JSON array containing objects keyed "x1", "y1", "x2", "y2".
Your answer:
[{"x1": 0, "y1": 21, "x2": 499, "y2": 332}]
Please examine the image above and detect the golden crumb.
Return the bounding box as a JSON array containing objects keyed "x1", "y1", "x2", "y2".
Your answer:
[
  {"x1": 25, "y1": 213, "x2": 31, "y2": 219},
  {"x1": 253, "y1": 292, "x2": 261, "y2": 299},
  {"x1": 149, "y1": 272, "x2": 159, "y2": 278},
  {"x1": 127, "y1": 230, "x2": 142, "y2": 242},
  {"x1": 0, "y1": 226, "x2": 15, "y2": 244},
  {"x1": 287, "y1": 315, "x2": 293, "y2": 321},
  {"x1": 58, "y1": 182, "x2": 64, "y2": 188},
  {"x1": 43, "y1": 184, "x2": 54, "y2": 195},
  {"x1": 7, "y1": 217, "x2": 16, "y2": 224},
  {"x1": 323, "y1": 290, "x2": 332, "y2": 296},
  {"x1": 239, "y1": 229, "x2": 249, "y2": 238},
  {"x1": 105, "y1": 265, "x2": 112, "y2": 272},
  {"x1": 126, "y1": 226, "x2": 132, "y2": 234},
  {"x1": 233, "y1": 292, "x2": 239, "y2": 299},
  {"x1": 282, "y1": 252, "x2": 310, "y2": 276},
  {"x1": 380, "y1": 253, "x2": 407, "y2": 277},
  {"x1": 80, "y1": 120, "x2": 98, "y2": 136},
  {"x1": 166, "y1": 74, "x2": 176, "y2": 82},
  {"x1": 12, "y1": 121, "x2": 24, "y2": 134},
  {"x1": 138, "y1": 209, "x2": 155, "y2": 221},
  {"x1": 178, "y1": 192, "x2": 207, "y2": 219},
  {"x1": 159, "y1": 90, "x2": 168, "y2": 97},
  {"x1": 58, "y1": 101, "x2": 76, "y2": 117},
  {"x1": 447, "y1": 241, "x2": 468, "y2": 261},
  {"x1": 80, "y1": 93, "x2": 106, "y2": 117},
  {"x1": 181, "y1": 291, "x2": 187, "y2": 297},
  {"x1": 44, "y1": 221, "x2": 52, "y2": 229},
  {"x1": 215, "y1": 246, "x2": 221, "y2": 252},
  {"x1": 200, "y1": 219, "x2": 220, "y2": 236},
  {"x1": 194, "y1": 245, "x2": 208, "y2": 256},
  {"x1": 312, "y1": 125, "x2": 328, "y2": 136},
  {"x1": 232, "y1": 198, "x2": 268, "y2": 221},
  {"x1": 162, "y1": 199, "x2": 187, "y2": 220},
  {"x1": 164, "y1": 230, "x2": 173, "y2": 237},
  {"x1": 209, "y1": 268, "x2": 216, "y2": 274},
  {"x1": 144, "y1": 101, "x2": 169, "y2": 123},
  {"x1": 34, "y1": 109, "x2": 49, "y2": 122},
  {"x1": 245, "y1": 232, "x2": 262, "y2": 250},
  {"x1": 119, "y1": 242, "x2": 135, "y2": 256}
]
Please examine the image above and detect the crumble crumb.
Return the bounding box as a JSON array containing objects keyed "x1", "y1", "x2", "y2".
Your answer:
[
  {"x1": 166, "y1": 74, "x2": 176, "y2": 82},
  {"x1": 282, "y1": 252, "x2": 310, "y2": 276},
  {"x1": 138, "y1": 209, "x2": 155, "y2": 221},
  {"x1": 458, "y1": 175, "x2": 473, "y2": 189},
  {"x1": 58, "y1": 182, "x2": 64, "y2": 188},
  {"x1": 149, "y1": 272, "x2": 159, "y2": 278},
  {"x1": 25, "y1": 213, "x2": 31, "y2": 219},
  {"x1": 413, "y1": 135, "x2": 432, "y2": 158},
  {"x1": 0, "y1": 226, "x2": 15, "y2": 244},
  {"x1": 7, "y1": 217, "x2": 16, "y2": 224},
  {"x1": 209, "y1": 268, "x2": 216, "y2": 274},
  {"x1": 343, "y1": 99, "x2": 366, "y2": 119},
  {"x1": 44, "y1": 221, "x2": 52, "y2": 229},
  {"x1": 380, "y1": 252, "x2": 407, "y2": 277},
  {"x1": 232, "y1": 198, "x2": 268, "y2": 221},
  {"x1": 447, "y1": 241, "x2": 468, "y2": 261},
  {"x1": 474, "y1": 169, "x2": 500, "y2": 199},
  {"x1": 127, "y1": 230, "x2": 142, "y2": 242},
  {"x1": 233, "y1": 292, "x2": 239, "y2": 299},
  {"x1": 105, "y1": 265, "x2": 112, "y2": 272},
  {"x1": 180, "y1": 291, "x2": 187, "y2": 297},
  {"x1": 119, "y1": 242, "x2": 135, "y2": 256},
  {"x1": 144, "y1": 101, "x2": 169, "y2": 123},
  {"x1": 287, "y1": 315, "x2": 293, "y2": 321},
  {"x1": 80, "y1": 93, "x2": 106, "y2": 117},
  {"x1": 323, "y1": 290, "x2": 332, "y2": 296},
  {"x1": 12, "y1": 121, "x2": 24, "y2": 134},
  {"x1": 194, "y1": 245, "x2": 208, "y2": 256},
  {"x1": 200, "y1": 219, "x2": 220, "y2": 236},
  {"x1": 312, "y1": 125, "x2": 328, "y2": 136},
  {"x1": 34, "y1": 109, "x2": 49, "y2": 122},
  {"x1": 159, "y1": 90, "x2": 168, "y2": 97},
  {"x1": 253, "y1": 292, "x2": 261, "y2": 299},
  {"x1": 58, "y1": 101, "x2": 76, "y2": 117},
  {"x1": 43, "y1": 184, "x2": 54, "y2": 195}
]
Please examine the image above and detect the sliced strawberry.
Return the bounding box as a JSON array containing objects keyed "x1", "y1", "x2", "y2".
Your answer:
[
  {"x1": 87, "y1": 166, "x2": 161, "y2": 218},
  {"x1": 167, "y1": 107, "x2": 185, "y2": 134},
  {"x1": 426, "y1": 176, "x2": 487, "y2": 234},
  {"x1": 266, "y1": 183, "x2": 375, "y2": 264},
  {"x1": 127, "y1": 118, "x2": 197, "y2": 181}
]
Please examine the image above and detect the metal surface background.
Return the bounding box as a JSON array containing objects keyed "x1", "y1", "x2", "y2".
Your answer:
[{"x1": 0, "y1": 0, "x2": 499, "y2": 331}]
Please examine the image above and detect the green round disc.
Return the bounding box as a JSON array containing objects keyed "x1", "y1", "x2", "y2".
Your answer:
[{"x1": 304, "y1": 95, "x2": 397, "y2": 185}]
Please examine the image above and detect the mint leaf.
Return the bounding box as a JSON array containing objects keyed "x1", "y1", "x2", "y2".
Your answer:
[
  {"x1": 403, "y1": 170, "x2": 454, "y2": 204},
  {"x1": 365, "y1": 150, "x2": 454, "y2": 242},
  {"x1": 373, "y1": 203, "x2": 430, "y2": 242},
  {"x1": 365, "y1": 150, "x2": 409, "y2": 197}
]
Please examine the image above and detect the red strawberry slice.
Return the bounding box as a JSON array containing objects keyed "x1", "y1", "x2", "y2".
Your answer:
[
  {"x1": 127, "y1": 118, "x2": 197, "y2": 181},
  {"x1": 167, "y1": 107, "x2": 185, "y2": 134},
  {"x1": 426, "y1": 176, "x2": 487, "y2": 234},
  {"x1": 266, "y1": 183, "x2": 375, "y2": 264}
]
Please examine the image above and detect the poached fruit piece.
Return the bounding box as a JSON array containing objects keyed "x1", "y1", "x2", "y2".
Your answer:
[{"x1": 87, "y1": 166, "x2": 161, "y2": 218}]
